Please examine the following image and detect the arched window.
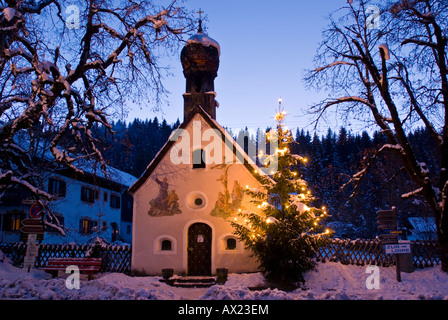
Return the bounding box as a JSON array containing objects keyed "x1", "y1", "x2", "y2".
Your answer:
[
  {"x1": 154, "y1": 236, "x2": 177, "y2": 255},
  {"x1": 192, "y1": 149, "x2": 206, "y2": 169},
  {"x1": 226, "y1": 238, "x2": 237, "y2": 250},
  {"x1": 161, "y1": 240, "x2": 172, "y2": 251}
]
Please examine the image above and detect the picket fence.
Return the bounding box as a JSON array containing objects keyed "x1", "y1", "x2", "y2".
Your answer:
[{"x1": 0, "y1": 239, "x2": 441, "y2": 274}]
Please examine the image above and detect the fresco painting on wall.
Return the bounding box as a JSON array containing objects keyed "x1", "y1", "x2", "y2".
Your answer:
[
  {"x1": 210, "y1": 167, "x2": 244, "y2": 219},
  {"x1": 148, "y1": 176, "x2": 182, "y2": 217}
]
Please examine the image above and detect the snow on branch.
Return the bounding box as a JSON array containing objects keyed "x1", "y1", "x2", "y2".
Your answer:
[
  {"x1": 313, "y1": 61, "x2": 356, "y2": 73},
  {"x1": 401, "y1": 187, "x2": 423, "y2": 199}
]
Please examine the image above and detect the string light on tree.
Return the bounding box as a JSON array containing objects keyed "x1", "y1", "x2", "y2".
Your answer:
[{"x1": 231, "y1": 102, "x2": 332, "y2": 289}]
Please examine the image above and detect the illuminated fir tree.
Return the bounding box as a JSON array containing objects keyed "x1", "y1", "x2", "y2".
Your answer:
[{"x1": 231, "y1": 103, "x2": 331, "y2": 288}]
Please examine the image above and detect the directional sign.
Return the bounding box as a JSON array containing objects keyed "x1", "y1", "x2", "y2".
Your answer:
[
  {"x1": 20, "y1": 219, "x2": 45, "y2": 234},
  {"x1": 378, "y1": 233, "x2": 398, "y2": 245},
  {"x1": 20, "y1": 225, "x2": 45, "y2": 234},
  {"x1": 384, "y1": 243, "x2": 411, "y2": 255},
  {"x1": 377, "y1": 210, "x2": 397, "y2": 219},
  {"x1": 377, "y1": 223, "x2": 398, "y2": 230}
]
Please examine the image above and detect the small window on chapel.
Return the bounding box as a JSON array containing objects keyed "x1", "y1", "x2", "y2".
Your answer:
[
  {"x1": 226, "y1": 238, "x2": 237, "y2": 250},
  {"x1": 192, "y1": 149, "x2": 206, "y2": 169},
  {"x1": 161, "y1": 240, "x2": 172, "y2": 251}
]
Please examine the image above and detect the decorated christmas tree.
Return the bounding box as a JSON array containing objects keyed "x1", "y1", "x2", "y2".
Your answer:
[{"x1": 231, "y1": 103, "x2": 331, "y2": 288}]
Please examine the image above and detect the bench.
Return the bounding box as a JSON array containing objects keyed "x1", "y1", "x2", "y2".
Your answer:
[{"x1": 41, "y1": 258, "x2": 102, "y2": 280}]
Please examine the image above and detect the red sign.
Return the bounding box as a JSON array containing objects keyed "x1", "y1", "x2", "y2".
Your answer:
[{"x1": 29, "y1": 203, "x2": 44, "y2": 219}]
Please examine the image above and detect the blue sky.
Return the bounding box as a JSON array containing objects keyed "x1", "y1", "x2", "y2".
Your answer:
[{"x1": 126, "y1": 0, "x2": 355, "y2": 135}]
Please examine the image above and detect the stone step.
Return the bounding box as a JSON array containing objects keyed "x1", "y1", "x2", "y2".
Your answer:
[{"x1": 161, "y1": 276, "x2": 217, "y2": 288}]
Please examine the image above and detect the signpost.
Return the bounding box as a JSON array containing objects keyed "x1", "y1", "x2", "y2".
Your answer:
[
  {"x1": 377, "y1": 208, "x2": 402, "y2": 281},
  {"x1": 21, "y1": 202, "x2": 45, "y2": 270},
  {"x1": 20, "y1": 219, "x2": 45, "y2": 234},
  {"x1": 384, "y1": 243, "x2": 411, "y2": 255},
  {"x1": 23, "y1": 234, "x2": 39, "y2": 272}
]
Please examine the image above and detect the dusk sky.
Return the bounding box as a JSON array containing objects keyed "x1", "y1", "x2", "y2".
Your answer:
[{"x1": 127, "y1": 0, "x2": 356, "y2": 135}]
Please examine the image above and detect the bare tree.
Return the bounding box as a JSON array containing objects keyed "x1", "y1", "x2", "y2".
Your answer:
[
  {"x1": 0, "y1": 0, "x2": 194, "y2": 232},
  {"x1": 305, "y1": 0, "x2": 448, "y2": 271}
]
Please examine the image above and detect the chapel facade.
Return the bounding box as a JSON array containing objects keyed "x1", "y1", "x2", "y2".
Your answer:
[{"x1": 129, "y1": 21, "x2": 262, "y2": 276}]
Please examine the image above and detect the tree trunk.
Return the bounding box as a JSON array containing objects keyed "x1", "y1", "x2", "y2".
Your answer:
[{"x1": 438, "y1": 137, "x2": 448, "y2": 272}]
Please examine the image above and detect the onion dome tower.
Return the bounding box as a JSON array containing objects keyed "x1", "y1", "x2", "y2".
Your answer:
[{"x1": 181, "y1": 14, "x2": 220, "y2": 120}]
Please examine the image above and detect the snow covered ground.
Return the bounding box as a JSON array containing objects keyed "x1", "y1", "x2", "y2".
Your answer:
[{"x1": 1, "y1": 253, "x2": 448, "y2": 300}]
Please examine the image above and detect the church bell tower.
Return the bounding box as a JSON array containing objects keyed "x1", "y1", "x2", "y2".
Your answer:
[{"x1": 181, "y1": 13, "x2": 220, "y2": 120}]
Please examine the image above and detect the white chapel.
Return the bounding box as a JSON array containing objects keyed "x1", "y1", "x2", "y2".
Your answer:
[{"x1": 129, "y1": 20, "x2": 264, "y2": 276}]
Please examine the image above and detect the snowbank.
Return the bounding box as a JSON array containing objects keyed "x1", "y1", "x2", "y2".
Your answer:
[{"x1": 1, "y1": 255, "x2": 448, "y2": 300}]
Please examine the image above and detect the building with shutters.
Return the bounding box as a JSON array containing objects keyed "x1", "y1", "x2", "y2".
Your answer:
[{"x1": 0, "y1": 164, "x2": 136, "y2": 244}]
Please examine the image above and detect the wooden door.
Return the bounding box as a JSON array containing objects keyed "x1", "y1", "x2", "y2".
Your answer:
[{"x1": 187, "y1": 223, "x2": 212, "y2": 276}]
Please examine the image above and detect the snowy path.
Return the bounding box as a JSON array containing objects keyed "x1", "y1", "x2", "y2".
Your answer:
[{"x1": 1, "y1": 256, "x2": 448, "y2": 300}]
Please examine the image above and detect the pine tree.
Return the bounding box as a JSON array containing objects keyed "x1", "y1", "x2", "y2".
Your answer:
[{"x1": 231, "y1": 107, "x2": 331, "y2": 289}]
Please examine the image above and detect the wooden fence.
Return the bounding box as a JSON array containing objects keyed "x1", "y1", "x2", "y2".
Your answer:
[
  {"x1": 316, "y1": 239, "x2": 441, "y2": 268},
  {"x1": 0, "y1": 239, "x2": 441, "y2": 274},
  {"x1": 0, "y1": 242, "x2": 132, "y2": 274}
]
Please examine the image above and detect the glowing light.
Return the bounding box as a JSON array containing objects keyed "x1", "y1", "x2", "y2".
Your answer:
[{"x1": 325, "y1": 229, "x2": 330, "y2": 234}]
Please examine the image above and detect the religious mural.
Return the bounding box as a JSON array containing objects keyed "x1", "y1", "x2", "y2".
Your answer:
[
  {"x1": 210, "y1": 167, "x2": 244, "y2": 219},
  {"x1": 148, "y1": 176, "x2": 182, "y2": 217}
]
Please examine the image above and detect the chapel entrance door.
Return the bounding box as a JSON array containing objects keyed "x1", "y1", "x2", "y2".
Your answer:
[{"x1": 187, "y1": 223, "x2": 212, "y2": 276}]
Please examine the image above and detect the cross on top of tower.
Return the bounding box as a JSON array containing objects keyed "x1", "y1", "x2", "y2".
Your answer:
[
  {"x1": 197, "y1": 8, "x2": 204, "y2": 32},
  {"x1": 197, "y1": 8, "x2": 204, "y2": 20}
]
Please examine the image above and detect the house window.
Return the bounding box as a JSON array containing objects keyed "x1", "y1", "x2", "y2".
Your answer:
[
  {"x1": 79, "y1": 218, "x2": 93, "y2": 234},
  {"x1": 110, "y1": 194, "x2": 121, "y2": 209},
  {"x1": 11, "y1": 213, "x2": 21, "y2": 231},
  {"x1": 103, "y1": 192, "x2": 108, "y2": 202},
  {"x1": 48, "y1": 178, "x2": 66, "y2": 198},
  {"x1": 161, "y1": 240, "x2": 172, "y2": 251},
  {"x1": 81, "y1": 186, "x2": 98, "y2": 203},
  {"x1": 111, "y1": 222, "x2": 119, "y2": 242},
  {"x1": 192, "y1": 149, "x2": 206, "y2": 169},
  {"x1": 1, "y1": 211, "x2": 23, "y2": 231},
  {"x1": 226, "y1": 238, "x2": 237, "y2": 250}
]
